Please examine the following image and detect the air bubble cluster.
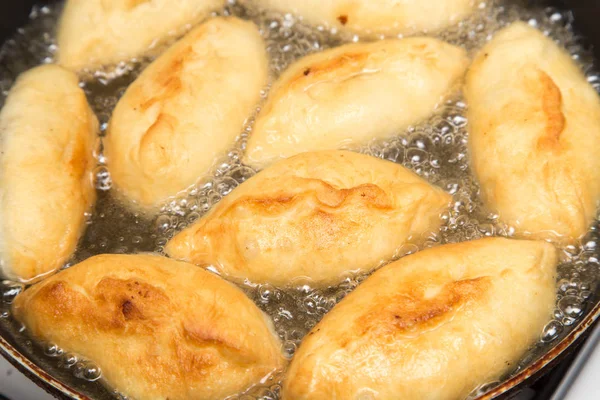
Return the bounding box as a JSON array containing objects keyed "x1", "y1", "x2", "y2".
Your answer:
[
  {"x1": 41, "y1": 342, "x2": 103, "y2": 382},
  {"x1": 0, "y1": 1, "x2": 599, "y2": 399}
]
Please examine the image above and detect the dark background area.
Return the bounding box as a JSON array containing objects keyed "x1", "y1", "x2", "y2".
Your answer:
[{"x1": 0, "y1": 2, "x2": 39, "y2": 44}]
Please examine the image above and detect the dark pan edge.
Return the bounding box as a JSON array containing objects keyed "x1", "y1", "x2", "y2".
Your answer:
[
  {"x1": 481, "y1": 299, "x2": 600, "y2": 399},
  {"x1": 0, "y1": 334, "x2": 86, "y2": 400}
]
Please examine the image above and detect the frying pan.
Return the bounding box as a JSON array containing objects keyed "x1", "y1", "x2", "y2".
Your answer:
[{"x1": 0, "y1": 0, "x2": 599, "y2": 399}]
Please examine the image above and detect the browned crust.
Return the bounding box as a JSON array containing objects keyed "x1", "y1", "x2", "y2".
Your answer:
[
  {"x1": 101, "y1": 0, "x2": 151, "y2": 11},
  {"x1": 227, "y1": 180, "x2": 393, "y2": 215},
  {"x1": 20, "y1": 276, "x2": 258, "y2": 371},
  {"x1": 132, "y1": 47, "x2": 198, "y2": 168},
  {"x1": 125, "y1": 0, "x2": 151, "y2": 9},
  {"x1": 286, "y1": 51, "x2": 370, "y2": 89},
  {"x1": 356, "y1": 277, "x2": 492, "y2": 337},
  {"x1": 166, "y1": 178, "x2": 399, "y2": 267},
  {"x1": 9, "y1": 253, "x2": 285, "y2": 399},
  {"x1": 19, "y1": 279, "x2": 228, "y2": 389},
  {"x1": 536, "y1": 70, "x2": 566, "y2": 150},
  {"x1": 138, "y1": 49, "x2": 188, "y2": 112}
]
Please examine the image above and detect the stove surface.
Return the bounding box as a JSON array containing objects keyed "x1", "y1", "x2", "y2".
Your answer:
[{"x1": 0, "y1": 356, "x2": 53, "y2": 400}]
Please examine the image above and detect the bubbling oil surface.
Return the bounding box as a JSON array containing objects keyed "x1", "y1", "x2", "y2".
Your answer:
[{"x1": 0, "y1": 1, "x2": 599, "y2": 399}]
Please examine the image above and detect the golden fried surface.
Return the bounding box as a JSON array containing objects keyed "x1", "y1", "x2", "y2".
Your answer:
[
  {"x1": 283, "y1": 238, "x2": 557, "y2": 400},
  {"x1": 466, "y1": 22, "x2": 600, "y2": 242},
  {"x1": 166, "y1": 151, "x2": 450, "y2": 286},
  {"x1": 104, "y1": 17, "x2": 268, "y2": 211},
  {"x1": 0, "y1": 65, "x2": 97, "y2": 282},
  {"x1": 242, "y1": 0, "x2": 474, "y2": 35},
  {"x1": 57, "y1": 0, "x2": 223, "y2": 70},
  {"x1": 244, "y1": 38, "x2": 468, "y2": 169},
  {"x1": 13, "y1": 254, "x2": 284, "y2": 400}
]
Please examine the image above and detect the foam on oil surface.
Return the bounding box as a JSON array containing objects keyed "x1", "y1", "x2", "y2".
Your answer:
[{"x1": 0, "y1": 1, "x2": 599, "y2": 399}]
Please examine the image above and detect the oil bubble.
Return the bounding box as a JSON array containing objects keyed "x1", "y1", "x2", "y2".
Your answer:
[{"x1": 541, "y1": 320, "x2": 563, "y2": 342}]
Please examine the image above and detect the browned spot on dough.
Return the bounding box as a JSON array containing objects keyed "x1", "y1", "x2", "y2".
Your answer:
[
  {"x1": 299, "y1": 209, "x2": 350, "y2": 249},
  {"x1": 134, "y1": 48, "x2": 199, "y2": 168},
  {"x1": 303, "y1": 68, "x2": 311, "y2": 76},
  {"x1": 309, "y1": 52, "x2": 368, "y2": 75},
  {"x1": 63, "y1": 129, "x2": 89, "y2": 180},
  {"x1": 325, "y1": 184, "x2": 392, "y2": 209},
  {"x1": 182, "y1": 322, "x2": 259, "y2": 365},
  {"x1": 139, "y1": 55, "x2": 186, "y2": 112},
  {"x1": 121, "y1": 300, "x2": 143, "y2": 320},
  {"x1": 11, "y1": 270, "x2": 275, "y2": 391},
  {"x1": 140, "y1": 113, "x2": 177, "y2": 148},
  {"x1": 183, "y1": 323, "x2": 240, "y2": 350},
  {"x1": 137, "y1": 112, "x2": 180, "y2": 171},
  {"x1": 17, "y1": 279, "x2": 169, "y2": 332},
  {"x1": 337, "y1": 15, "x2": 348, "y2": 25},
  {"x1": 230, "y1": 180, "x2": 392, "y2": 216},
  {"x1": 357, "y1": 277, "x2": 492, "y2": 337},
  {"x1": 101, "y1": 0, "x2": 150, "y2": 11},
  {"x1": 31, "y1": 281, "x2": 80, "y2": 317},
  {"x1": 175, "y1": 345, "x2": 218, "y2": 374},
  {"x1": 125, "y1": 0, "x2": 150, "y2": 9},
  {"x1": 536, "y1": 70, "x2": 566, "y2": 150},
  {"x1": 94, "y1": 277, "x2": 172, "y2": 328},
  {"x1": 98, "y1": 278, "x2": 166, "y2": 300},
  {"x1": 196, "y1": 179, "x2": 394, "y2": 255},
  {"x1": 288, "y1": 52, "x2": 370, "y2": 89}
]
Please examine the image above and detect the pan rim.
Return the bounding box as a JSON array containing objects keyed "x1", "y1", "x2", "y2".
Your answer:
[{"x1": 0, "y1": 333, "x2": 86, "y2": 400}]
